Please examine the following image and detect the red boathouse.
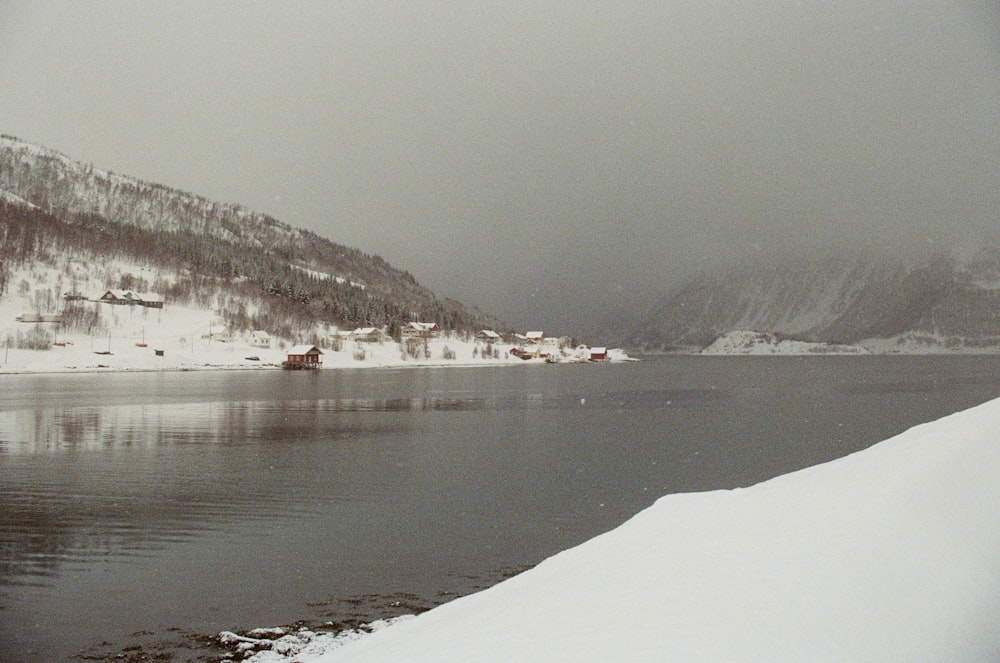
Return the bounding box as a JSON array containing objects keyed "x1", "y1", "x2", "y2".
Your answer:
[{"x1": 282, "y1": 344, "x2": 323, "y2": 370}]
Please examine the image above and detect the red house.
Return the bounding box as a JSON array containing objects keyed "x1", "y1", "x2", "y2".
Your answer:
[
  {"x1": 282, "y1": 345, "x2": 323, "y2": 370},
  {"x1": 589, "y1": 347, "x2": 608, "y2": 361}
]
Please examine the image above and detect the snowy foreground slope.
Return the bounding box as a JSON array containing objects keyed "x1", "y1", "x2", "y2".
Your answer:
[{"x1": 262, "y1": 397, "x2": 1000, "y2": 662}]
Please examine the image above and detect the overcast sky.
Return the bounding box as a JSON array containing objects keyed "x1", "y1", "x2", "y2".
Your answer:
[{"x1": 2, "y1": 1, "x2": 998, "y2": 333}]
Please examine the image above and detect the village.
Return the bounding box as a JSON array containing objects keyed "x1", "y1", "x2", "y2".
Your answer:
[
  {"x1": 2, "y1": 287, "x2": 631, "y2": 373},
  {"x1": 281, "y1": 322, "x2": 623, "y2": 369}
]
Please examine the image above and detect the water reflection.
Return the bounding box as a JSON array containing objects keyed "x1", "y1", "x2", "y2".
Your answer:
[
  {"x1": 0, "y1": 384, "x2": 728, "y2": 593},
  {"x1": 0, "y1": 398, "x2": 400, "y2": 588},
  {"x1": 0, "y1": 400, "x2": 391, "y2": 454},
  {"x1": 0, "y1": 389, "x2": 726, "y2": 454}
]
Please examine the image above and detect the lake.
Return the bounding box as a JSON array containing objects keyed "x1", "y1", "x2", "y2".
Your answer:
[{"x1": 1, "y1": 356, "x2": 998, "y2": 661}]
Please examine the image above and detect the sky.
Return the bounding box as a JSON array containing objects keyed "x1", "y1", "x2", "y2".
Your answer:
[{"x1": 1, "y1": 1, "x2": 999, "y2": 334}]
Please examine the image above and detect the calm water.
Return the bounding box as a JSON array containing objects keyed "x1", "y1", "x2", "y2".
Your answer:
[{"x1": 1, "y1": 356, "x2": 998, "y2": 661}]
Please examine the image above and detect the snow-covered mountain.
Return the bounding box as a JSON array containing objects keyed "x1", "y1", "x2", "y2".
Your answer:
[
  {"x1": 0, "y1": 135, "x2": 500, "y2": 339},
  {"x1": 625, "y1": 250, "x2": 1000, "y2": 352}
]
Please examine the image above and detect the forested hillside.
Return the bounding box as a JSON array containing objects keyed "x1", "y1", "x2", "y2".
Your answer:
[{"x1": 0, "y1": 135, "x2": 500, "y2": 341}]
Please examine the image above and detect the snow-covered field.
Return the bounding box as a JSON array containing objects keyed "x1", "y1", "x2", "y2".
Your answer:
[
  {"x1": 222, "y1": 396, "x2": 1000, "y2": 662},
  {"x1": 0, "y1": 262, "x2": 529, "y2": 373},
  {"x1": 0, "y1": 318, "x2": 525, "y2": 374},
  {"x1": 0, "y1": 311, "x2": 560, "y2": 374},
  {"x1": 0, "y1": 290, "x2": 623, "y2": 373}
]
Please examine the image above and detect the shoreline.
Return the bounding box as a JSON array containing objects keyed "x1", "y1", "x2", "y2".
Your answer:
[
  {"x1": 3, "y1": 345, "x2": 999, "y2": 377},
  {"x1": 0, "y1": 339, "x2": 620, "y2": 376}
]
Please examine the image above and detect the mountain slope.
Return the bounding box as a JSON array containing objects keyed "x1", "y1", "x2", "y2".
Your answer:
[
  {"x1": 625, "y1": 250, "x2": 1000, "y2": 351},
  {"x1": 0, "y1": 135, "x2": 500, "y2": 339}
]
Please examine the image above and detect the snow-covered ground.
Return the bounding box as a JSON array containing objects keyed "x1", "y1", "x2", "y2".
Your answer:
[
  {"x1": 0, "y1": 270, "x2": 626, "y2": 373},
  {"x1": 0, "y1": 306, "x2": 580, "y2": 373},
  {"x1": 0, "y1": 318, "x2": 526, "y2": 374},
  {"x1": 222, "y1": 396, "x2": 1000, "y2": 662}
]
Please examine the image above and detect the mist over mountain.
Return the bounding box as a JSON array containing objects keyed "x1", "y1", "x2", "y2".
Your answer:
[{"x1": 620, "y1": 248, "x2": 1000, "y2": 352}]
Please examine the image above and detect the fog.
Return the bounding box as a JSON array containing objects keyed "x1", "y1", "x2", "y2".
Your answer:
[{"x1": 1, "y1": 1, "x2": 998, "y2": 333}]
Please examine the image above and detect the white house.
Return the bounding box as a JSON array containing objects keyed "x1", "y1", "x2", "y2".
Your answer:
[
  {"x1": 202, "y1": 325, "x2": 232, "y2": 342},
  {"x1": 249, "y1": 330, "x2": 272, "y2": 348},
  {"x1": 525, "y1": 331, "x2": 544, "y2": 344},
  {"x1": 352, "y1": 327, "x2": 390, "y2": 343},
  {"x1": 401, "y1": 321, "x2": 440, "y2": 339}
]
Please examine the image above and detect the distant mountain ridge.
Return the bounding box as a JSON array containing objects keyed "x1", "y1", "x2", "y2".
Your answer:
[
  {"x1": 0, "y1": 134, "x2": 500, "y2": 339},
  {"x1": 624, "y1": 249, "x2": 1000, "y2": 352}
]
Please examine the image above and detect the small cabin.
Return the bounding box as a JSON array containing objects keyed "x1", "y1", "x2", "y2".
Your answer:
[
  {"x1": 282, "y1": 345, "x2": 324, "y2": 370},
  {"x1": 476, "y1": 330, "x2": 502, "y2": 343},
  {"x1": 589, "y1": 347, "x2": 608, "y2": 362},
  {"x1": 133, "y1": 292, "x2": 164, "y2": 309}
]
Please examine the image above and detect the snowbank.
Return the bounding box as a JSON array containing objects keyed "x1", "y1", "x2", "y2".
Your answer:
[{"x1": 290, "y1": 396, "x2": 1000, "y2": 662}]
